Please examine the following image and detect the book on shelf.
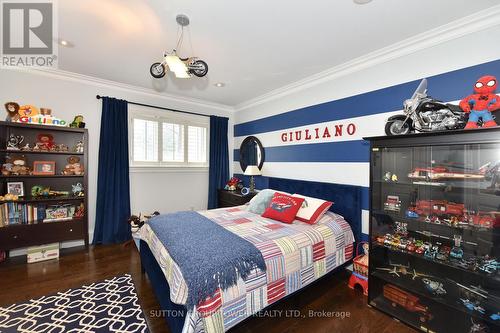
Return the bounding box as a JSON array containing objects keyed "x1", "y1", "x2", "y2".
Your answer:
[{"x1": 0, "y1": 202, "x2": 78, "y2": 227}]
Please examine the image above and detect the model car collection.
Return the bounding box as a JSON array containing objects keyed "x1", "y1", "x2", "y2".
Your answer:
[{"x1": 374, "y1": 232, "x2": 498, "y2": 276}]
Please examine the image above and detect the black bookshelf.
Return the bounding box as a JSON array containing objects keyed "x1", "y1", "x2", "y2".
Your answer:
[{"x1": 0, "y1": 121, "x2": 89, "y2": 254}]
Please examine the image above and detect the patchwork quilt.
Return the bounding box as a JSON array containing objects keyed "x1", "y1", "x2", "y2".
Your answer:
[{"x1": 140, "y1": 206, "x2": 354, "y2": 333}]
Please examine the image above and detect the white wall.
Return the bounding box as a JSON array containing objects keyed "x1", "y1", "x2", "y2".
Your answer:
[
  {"x1": 0, "y1": 69, "x2": 234, "y2": 247},
  {"x1": 233, "y1": 25, "x2": 500, "y2": 238},
  {"x1": 235, "y1": 25, "x2": 500, "y2": 123}
]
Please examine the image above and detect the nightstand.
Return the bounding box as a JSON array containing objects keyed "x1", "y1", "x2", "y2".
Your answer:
[{"x1": 217, "y1": 189, "x2": 257, "y2": 208}]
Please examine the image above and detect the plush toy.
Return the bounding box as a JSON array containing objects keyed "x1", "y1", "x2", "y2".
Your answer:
[
  {"x1": 36, "y1": 133, "x2": 55, "y2": 151},
  {"x1": 62, "y1": 156, "x2": 84, "y2": 175},
  {"x1": 460, "y1": 75, "x2": 500, "y2": 129},
  {"x1": 7, "y1": 155, "x2": 30, "y2": 175},
  {"x1": 18, "y1": 104, "x2": 39, "y2": 117},
  {"x1": 70, "y1": 115, "x2": 85, "y2": 128},
  {"x1": 4, "y1": 102, "x2": 20, "y2": 122}
]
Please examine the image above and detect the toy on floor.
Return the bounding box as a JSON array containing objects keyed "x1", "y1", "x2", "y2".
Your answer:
[
  {"x1": 348, "y1": 242, "x2": 369, "y2": 296},
  {"x1": 128, "y1": 211, "x2": 160, "y2": 233},
  {"x1": 460, "y1": 75, "x2": 500, "y2": 129}
]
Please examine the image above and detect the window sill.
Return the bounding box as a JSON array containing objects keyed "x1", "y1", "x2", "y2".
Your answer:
[{"x1": 130, "y1": 166, "x2": 209, "y2": 174}]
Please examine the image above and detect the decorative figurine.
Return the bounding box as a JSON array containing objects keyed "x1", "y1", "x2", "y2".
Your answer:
[
  {"x1": 73, "y1": 140, "x2": 84, "y2": 153},
  {"x1": 460, "y1": 75, "x2": 500, "y2": 129},
  {"x1": 408, "y1": 165, "x2": 488, "y2": 182},
  {"x1": 40, "y1": 108, "x2": 52, "y2": 116},
  {"x1": 31, "y1": 185, "x2": 68, "y2": 197},
  {"x1": 20, "y1": 143, "x2": 31, "y2": 151},
  {"x1": 56, "y1": 144, "x2": 69, "y2": 152},
  {"x1": 74, "y1": 203, "x2": 85, "y2": 218},
  {"x1": 71, "y1": 183, "x2": 84, "y2": 197},
  {"x1": 224, "y1": 177, "x2": 242, "y2": 191},
  {"x1": 422, "y1": 278, "x2": 446, "y2": 296},
  {"x1": 391, "y1": 174, "x2": 398, "y2": 182},
  {"x1": 383, "y1": 171, "x2": 392, "y2": 182},
  {"x1": 450, "y1": 235, "x2": 464, "y2": 259},
  {"x1": 70, "y1": 115, "x2": 85, "y2": 128},
  {"x1": 62, "y1": 156, "x2": 84, "y2": 175},
  {"x1": 36, "y1": 133, "x2": 55, "y2": 151},
  {"x1": 7, "y1": 134, "x2": 24, "y2": 150},
  {"x1": 4, "y1": 102, "x2": 20, "y2": 122}
]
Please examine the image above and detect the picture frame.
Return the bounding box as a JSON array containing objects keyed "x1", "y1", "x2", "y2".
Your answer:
[
  {"x1": 33, "y1": 161, "x2": 56, "y2": 175},
  {"x1": 7, "y1": 181, "x2": 24, "y2": 197}
]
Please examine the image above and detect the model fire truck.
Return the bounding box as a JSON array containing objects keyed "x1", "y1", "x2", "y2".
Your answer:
[
  {"x1": 408, "y1": 200, "x2": 500, "y2": 229},
  {"x1": 383, "y1": 284, "x2": 432, "y2": 322}
]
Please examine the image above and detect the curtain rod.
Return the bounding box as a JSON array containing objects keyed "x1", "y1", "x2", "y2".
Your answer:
[{"x1": 96, "y1": 95, "x2": 211, "y2": 118}]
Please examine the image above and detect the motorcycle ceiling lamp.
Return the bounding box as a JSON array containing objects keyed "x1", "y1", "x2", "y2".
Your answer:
[{"x1": 150, "y1": 14, "x2": 208, "y2": 79}]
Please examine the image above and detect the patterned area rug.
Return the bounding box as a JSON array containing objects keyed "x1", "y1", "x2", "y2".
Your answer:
[{"x1": 0, "y1": 274, "x2": 149, "y2": 333}]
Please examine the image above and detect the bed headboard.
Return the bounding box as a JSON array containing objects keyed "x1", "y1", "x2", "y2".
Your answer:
[{"x1": 268, "y1": 177, "x2": 362, "y2": 242}]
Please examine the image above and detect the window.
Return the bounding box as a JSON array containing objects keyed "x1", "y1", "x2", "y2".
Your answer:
[{"x1": 129, "y1": 107, "x2": 209, "y2": 167}]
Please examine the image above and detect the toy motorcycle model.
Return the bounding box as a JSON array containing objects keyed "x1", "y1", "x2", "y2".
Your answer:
[
  {"x1": 150, "y1": 51, "x2": 208, "y2": 79},
  {"x1": 385, "y1": 79, "x2": 466, "y2": 136}
]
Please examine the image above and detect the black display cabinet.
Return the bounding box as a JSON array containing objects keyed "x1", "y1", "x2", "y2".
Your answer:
[{"x1": 365, "y1": 129, "x2": 500, "y2": 333}]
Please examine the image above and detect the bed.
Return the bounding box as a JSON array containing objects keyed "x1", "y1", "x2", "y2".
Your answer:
[{"x1": 140, "y1": 179, "x2": 361, "y2": 333}]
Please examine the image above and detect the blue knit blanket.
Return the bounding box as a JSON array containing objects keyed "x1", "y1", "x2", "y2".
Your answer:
[{"x1": 147, "y1": 211, "x2": 266, "y2": 309}]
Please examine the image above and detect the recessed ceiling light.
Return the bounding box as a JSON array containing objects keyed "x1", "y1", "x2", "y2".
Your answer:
[
  {"x1": 214, "y1": 82, "x2": 225, "y2": 87},
  {"x1": 353, "y1": 0, "x2": 372, "y2": 4},
  {"x1": 58, "y1": 39, "x2": 74, "y2": 47}
]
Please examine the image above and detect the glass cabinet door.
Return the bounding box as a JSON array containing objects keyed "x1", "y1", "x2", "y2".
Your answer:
[{"x1": 369, "y1": 143, "x2": 500, "y2": 333}]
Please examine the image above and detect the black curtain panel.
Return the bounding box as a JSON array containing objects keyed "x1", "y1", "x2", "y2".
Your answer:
[
  {"x1": 93, "y1": 97, "x2": 131, "y2": 244},
  {"x1": 208, "y1": 116, "x2": 229, "y2": 209}
]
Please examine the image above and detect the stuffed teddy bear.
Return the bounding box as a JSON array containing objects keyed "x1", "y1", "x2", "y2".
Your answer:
[
  {"x1": 4, "y1": 102, "x2": 20, "y2": 122},
  {"x1": 62, "y1": 156, "x2": 84, "y2": 175},
  {"x1": 6, "y1": 155, "x2": 30, "y2": 175},
  {"x1": 36, "y1": 133, "x2": 55, "y2": 151}
]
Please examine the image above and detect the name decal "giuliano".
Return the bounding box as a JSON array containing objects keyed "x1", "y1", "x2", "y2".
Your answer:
[
  {"x1": 280, "y1": 123, "x2": 356, "y2": 142},
  {"x1": 18, "y1": 115, "x2": 67, "y2": 126}
]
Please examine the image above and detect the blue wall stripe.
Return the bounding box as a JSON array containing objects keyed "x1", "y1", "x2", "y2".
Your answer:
[
  {"x1": 235, "y1": 59, "x2": 500, "y2": 136},
  {"x1": 234, "y1": 140, "x2": 371, "y2": 163},
  {"x1": 234, "y1": 173, "x2": 370, "y2": 210}
]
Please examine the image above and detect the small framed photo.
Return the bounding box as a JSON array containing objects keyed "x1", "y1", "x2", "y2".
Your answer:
[
  {"x1": 7, "y1": 182, "x2": 24, "y2": 197},
  {"x1": 33, "y1": 161, "x2": 56, "y2": 175}
]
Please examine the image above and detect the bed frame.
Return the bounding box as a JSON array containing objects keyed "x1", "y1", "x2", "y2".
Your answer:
[{"x1": 140, "y1": 177, "x2": 362, "y2": 333}]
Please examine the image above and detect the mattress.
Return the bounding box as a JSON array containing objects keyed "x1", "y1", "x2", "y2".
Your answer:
[{"x1": 139, "y1": 206, "x2": 354, "y2": 333}]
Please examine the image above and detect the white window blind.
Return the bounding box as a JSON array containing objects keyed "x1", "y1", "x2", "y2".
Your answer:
[{"x1": 129, "y1": 108, "x2": 209, "y2": 168}]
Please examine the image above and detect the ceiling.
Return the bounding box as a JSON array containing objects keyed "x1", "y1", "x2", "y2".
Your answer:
[{"x1": 57, "y1": 0, "x2": 499, "y2": 106}]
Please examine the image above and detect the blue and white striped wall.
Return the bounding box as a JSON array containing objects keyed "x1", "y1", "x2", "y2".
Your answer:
[{"x1": 233, "y1": 59, "x2": 500, "y2": 241}]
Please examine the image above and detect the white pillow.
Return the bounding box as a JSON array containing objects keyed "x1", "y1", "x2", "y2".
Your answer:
[{"x1": 292, "y1": 194, "x2": 333, "y2": 225}]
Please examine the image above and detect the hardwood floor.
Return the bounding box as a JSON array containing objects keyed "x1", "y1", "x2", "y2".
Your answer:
[{"x1": 0, "y1": 244, "x2": 416, "y2": 333}]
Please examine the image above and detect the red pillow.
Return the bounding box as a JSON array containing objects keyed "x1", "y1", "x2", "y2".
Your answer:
[{"x1": 262, "y1": 192, "x2": 305, "y2": 224}]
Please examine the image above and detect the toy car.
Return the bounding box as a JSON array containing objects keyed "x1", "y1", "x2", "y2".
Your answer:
[
  {"x1": 406, "y1": 240, "x2": 417, "y2": 252},
  {"x1": 436, "y1": 246, "x2": 451, "y2": 261},
  {"x1": 450, "y1": 246, "x2": 464, "y2": 259},
  {"x1": 405, "y1": 210, "x2": 419, "y2": 218},
  {"x1": 384, "y1": 195, "x2": 401, "y2": 212},
  {"x1": 424, "y1": 245, "x2": 439, "y2": 260},
  {"x1": 398, "y1": 238, "x2": 409, "y2": 250}
]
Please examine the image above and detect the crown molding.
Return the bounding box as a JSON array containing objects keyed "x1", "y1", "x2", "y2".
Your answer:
[
  {"x1": 235, "y1": 4, "x2": 500, "y2": 112},
  {"x1": 3, "y1": 67, "x2": 235, "y2": 113}
]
